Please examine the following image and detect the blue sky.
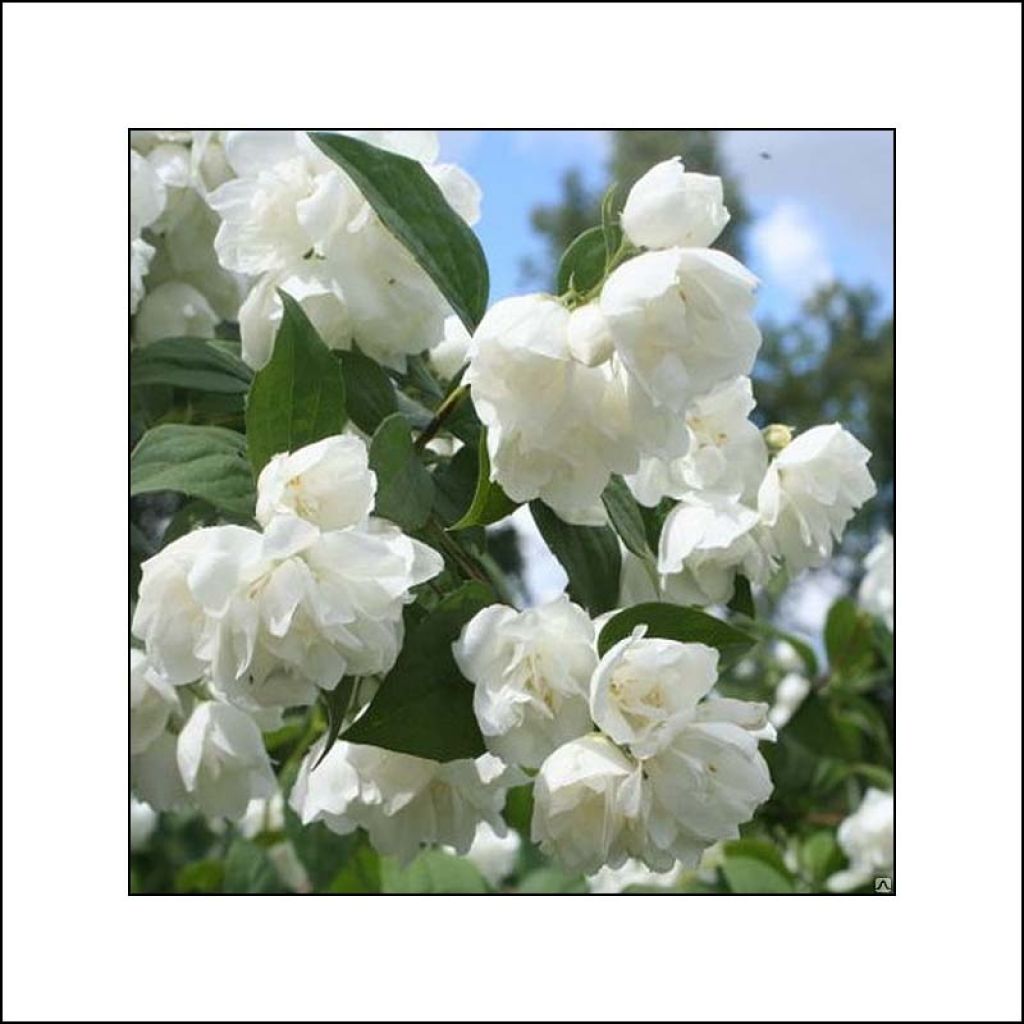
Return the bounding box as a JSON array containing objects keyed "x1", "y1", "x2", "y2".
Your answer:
[{"x1": 439, "y1": 130, "x2": 894, "y2": 323}]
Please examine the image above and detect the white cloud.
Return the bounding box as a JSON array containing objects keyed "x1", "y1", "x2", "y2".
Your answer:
[{"x1": 750, "y1": 201, "x2": 834, "y2": 298}]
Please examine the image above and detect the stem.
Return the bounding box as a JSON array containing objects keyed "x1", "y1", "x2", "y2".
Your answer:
[
  {"x1": 428, "y1": 516, "x2": 491, "y2": 587},
  {"x1": 414, "y1": 383, "x2": 469, "y2": 452}
]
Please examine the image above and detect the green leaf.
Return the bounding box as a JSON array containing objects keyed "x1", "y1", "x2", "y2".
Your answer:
[
  {"x1": 309, "y1": 132, "x2": 489, "y2": 331},
  {"x1": 784, "y1": 693, "x2": 862, "y2": 762},
  {"x1": 744, "y1": 620, "x2": 820, "y2": 677},
  {"x1": 517, "y1": 866, "x2": 587, "y2": 894},
  {"x1": 313, "y1": 677, "x2": 356, "y2": 769},
  {"x1": 557, "y1": 225, "x2": 609, "y2": 296},
  {"x1": 368, "y1": 413, "x2": 435, "y2": 531},
  {"x1": 223, "y1": 838, "x2": 282, "y2": 893},
  {"x1": 245, "y1": 291, "x2": 347, "y2": 476},
  {"x1": 597, "y1": 602, "x2": 756, "y2": 661},
  {"x1": 130, "y1": 424, "x2": 255, "y2": 518},
  {"x1": 600, "y1": 183, "x2": 622, "y2": 262},
  {"x1": 174, "y1": 859, "x2": 224, "y2": 894},
  {"x1": 451, "y1": 431, "x2": 518, "y2": 530},
  {"x1": 327, "y1": 840, "x2": 382, "y2": 893},
  {"x1": 381, "y1": 849, "x2": 489, "y2": 894},
  {"x1": 335, "y1": 346, "x2": 397, "y2": 434},
  {"x1": 342, "y1": 583, "x2": 493, "y2": 761},
  {"x1": 825, "y1": 597, "x2": 875, "y2": 676},
  {"x1": 431, "y1": 444, "x2": 480, "y2": 526},
  {"x1": 283, "y1": 802, "x2": 358, "y2": 891},
  {"x1": 722, "y1": 839, "x2": 795, "y2": 894},
  {"x1": 727, "y1": 574, "x2": 756, "y2": 618},
  {"x1": 131, "y1": 337, "x2": 253, "y2": 394},
  {"x1": 801, "y1": 830, "x2": 844, "y2": 885},
  {"x1": 502, "y1": 784, "x2": 534, "y2": 837},
  {"x1": 530, "y1": 501, "x2": 622, "y2": 616},
  {"x1": 601, "y1": 475, "x2": 650, "y2": 557}
]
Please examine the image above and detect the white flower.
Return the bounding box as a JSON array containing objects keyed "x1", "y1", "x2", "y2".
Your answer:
[
  {"x1": 772, "y1": 639, "x2": 805, "y2": 673},
  {"x1": 129, "y1": 797, "x2": 158, "y2": 851},
  {"x1": 208, "y1": 131, "x2": 355, "y2": 275},
  {"x1": 204, "y1": 516, "x2": 443, "y2": 711},
  {"x1": 600, "y1": 247, "x2": 761, "y2": 414},
  {"x1": 566, "y1": 303, "x2": 614, "y2": 367},
  {"x1": 318, "y1": 215, "x2": 452, "y2": 372},
  {"x1": 859, "y1": 531, "x2": 894, "y2": 629},
  {"x1": 758, "y1": 424, "x2": 876, "y2": 572},
  {"x1": 130, "y1": 649, "x2": 181, "y2": 755},
  {"x1": 465, "y1": 295, "x2": 641, "y2": 524},
  {"x1": 290, "y1": 740, "x2": 520, "y2": 865},
  {"x1": 209, "y1": 130, "x2": 481, "y2": 372},
  {"x1": 643, "y1": 699, "x2": 774, "y2": 867},
  {"x1": 130, "y1": 149, "x2": 167, "y2": 314},
  {"x1": 531, "y1": 733, "x2": 648, "y2": 875},
  {"x1": 626, "y1": 377, "x2": 768, "y2": 507},
  {"x1": 176, "y1": 702, "x2": 276, "y2": 821},
  {"x1": 451, "y1": 822, "x2": 521, "y2": 887},
  {"x1": 453, "y1": 597, "x2": 597, "y2": 769},
  {"x1": 769, "y1": 672, "x2": 812, "y2": 728},
  {"x1": 134, "y1": 281, "x2": 219, "y2": 345},
  {"x1": 621, "y1": 157, "x2": 730, "y2": 251},
  {"x1": 133, "y1": 496, "x2": 443, "y2": 713},
  {"x1": 255, "y1": 435, "x2": 376, "y2": 532},
  {"x1": 590, "y1": 632, "x2": 719, "y2": 758},
  {"x1": 238, "y1": 792, "x2": 286, "y2": 839},
  {"x1": 430, "y1": 315, "x2": 471, "y2": 379},
  {"x1": 131, "y1": 731, "x2": 188, "y2": 813},
  {"x1": 132, "y1": 525, "x2": 262, "y2": 686},
  {"x1": 586, "y1": 858, "x2": 683, "y2": 894},
  {"x1": 827, "y1": 788, "x2": 894, "y2": 892},
  {"x1": 535, "y1": 674, "x2": 773, "y2": 875},
  {"x1": 237, "y1": 262, "x2": 350, "y2": 370},
  {"x1": 658, "y1": 495, "x2": 776, "y2": 606}
]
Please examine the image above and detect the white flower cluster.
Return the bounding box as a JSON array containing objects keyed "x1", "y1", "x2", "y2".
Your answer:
[
  {"x1": 465, "y1": 157, "x2": 876, "y2": 599},
  {"x1": 454, "y1": 596, "x2": 775, "y2": 876},
  {"x1": 201, "y1": 130, "x2": 480, "y2": 372},
  {"x1": 130, "y1": 435, "x2": 444, "y2": 821},
  {"x1": 129, "y1": 131, "x2": 246, "y2": 344}
]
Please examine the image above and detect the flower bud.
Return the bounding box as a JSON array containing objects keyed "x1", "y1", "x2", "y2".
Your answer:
[{"x1": 762, "y1": 423, "x2": 794, "y2": 453}]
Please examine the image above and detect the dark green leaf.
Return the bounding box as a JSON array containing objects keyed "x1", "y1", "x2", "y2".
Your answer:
[
  {"x1": 245, "y1": 291, "x2": 347, "y2": 476},
  {"x1": 530, "y1": 501, "x2": 622, "y2": 616},
  {"x1": 283, "y1": 801, "x2": 359, "y2": 891},
  {"x1": 431, "y1": 444, "x2": 480, "y2": 526},
  {"x1": 784, "y1": 693, "x2": 862, "y2": 762},
  {"x1": 342, "y1": 583, "x2": 493, "y2": 761},
  {"x1": 223, "y1": 838, "x2": 282, "y2": 893},
  {"x1": 327, "y1": 840, "x2": 382, "y2": 893},
  {"x1": 368, "y1": 413, "x2": 435, "y2": 531},
  {"x1": 131, "y1": 337, "x2": 253, "y2": 394},
  {"x1": 313, "y1": 677, "x2": 356, "y2": 769},
  {"x1": 309, "y1": 132, "x2": 489, "y2": 331},
  {"x1": 130, "y1": 424, "x2": 255, "y2": 518},
  {"x1": 336, "y1": 346, "x2": 397, "y2": 434},
  {"x1": 601, "y1": 475, "x2": 649, "y2": 557},
  {"x1": 727, "y1": 574, "x2": 756, "y2": 618},
  {"x1": 502, "y1": 784, "x2": 534, "y2": 837},
  {"x1": 597, "y1": 602, "x2": 756, "y2": 661},
  {"x1": 722, "y1": 839, "x2": 795, "y2": 894},
  {"x1": 451, "y1": 431, "x2": 518, "y2": 530},
  {"x1": 557, "y1": 225, "x2": 608, "y2": 296},
  {"x1": 380, "y1": 849, "x2": 489, "y2": 894}
]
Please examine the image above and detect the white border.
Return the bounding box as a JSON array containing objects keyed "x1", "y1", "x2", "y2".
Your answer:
[{"x1": 3, "y1": 3, "x2": 1021, "y2": 1021}]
